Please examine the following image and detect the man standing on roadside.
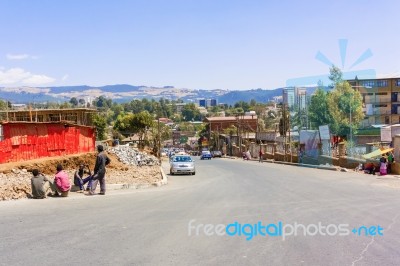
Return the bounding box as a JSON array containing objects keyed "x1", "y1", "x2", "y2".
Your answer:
[
  {"x1": 259, "y1": 149, "x2": 263, "y2": 163},
  {"x1": 88, "y1": 145, "x2": 111, "y2": 195},
  {"x1": 31, "y1": 169, "x2": 55, "y2": 199}
]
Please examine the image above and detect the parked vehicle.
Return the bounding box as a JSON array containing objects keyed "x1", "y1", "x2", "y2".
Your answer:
[
  {"x1": 200, "y1": 150, "x2": 212, "y2": 160},
  {"x1": 170, "y1": 155, "x2": 196, "y2": 175},
  {"x1": 211, "y1": 151, "x2": 222, "y2": 158}
]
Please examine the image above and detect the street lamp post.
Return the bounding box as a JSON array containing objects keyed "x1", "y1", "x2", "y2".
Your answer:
[{"x1": 350, "y1": 95, "x2": 353, "y2": 157}]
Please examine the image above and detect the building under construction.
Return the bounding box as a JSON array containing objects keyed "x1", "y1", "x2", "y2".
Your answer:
[
  {"x1": 0, "y1": 108, "x2": 97, "y2": 163},
  {"x1": 0, "y1": 108, "x2": 97, "y2": 126}
]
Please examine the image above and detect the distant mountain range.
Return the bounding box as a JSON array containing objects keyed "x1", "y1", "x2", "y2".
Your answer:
[{"x1": 0, "y1": 84, "x2": 326, "y2": 105}]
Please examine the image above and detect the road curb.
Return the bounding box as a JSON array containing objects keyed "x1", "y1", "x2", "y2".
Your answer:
[
  {"x1": 223, "y1": 157, "x2": 338, "y2": 171},
  {"x1": 153, "y1": 167, "x2": 168, "y2": 187},
  {"x1": 75, "y1": 167, "x2": 168, "y2": 192}
]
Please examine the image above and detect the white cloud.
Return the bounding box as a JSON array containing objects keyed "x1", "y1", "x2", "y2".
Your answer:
[
  {"x1": 6, "y1": 53, "x2": 39, "y2": 60},
  {"x1": 0, "y1": 68, "x2": 55, "y2": 85},
  {"x1": 23, "y1": 74, "x2": 55, "y2": 85},
  {"x1": 61, "y1": 74, "x2": 69, "y2": 81}
]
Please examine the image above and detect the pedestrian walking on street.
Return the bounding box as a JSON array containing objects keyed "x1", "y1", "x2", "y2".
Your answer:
[
  {"x1": 259, "y1": 149, "x2": 263, "y2": 163},
  {"x1": 88, "y1": 145, "x2": 111, "y2": 195}
]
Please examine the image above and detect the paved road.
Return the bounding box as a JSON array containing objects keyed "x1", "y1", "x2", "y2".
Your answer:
[{"x1": 1, "y1": 158, "x2": 400, "y2": 266}]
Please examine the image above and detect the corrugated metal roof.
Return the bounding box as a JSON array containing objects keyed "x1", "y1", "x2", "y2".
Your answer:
[{"x1": 204, "y1": 116, "x2": 257, "y2": 122}]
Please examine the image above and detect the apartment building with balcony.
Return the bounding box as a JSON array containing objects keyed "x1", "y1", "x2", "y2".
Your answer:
[{"x1": 348, "y1": 76, "x2": 400, "y2": 126}]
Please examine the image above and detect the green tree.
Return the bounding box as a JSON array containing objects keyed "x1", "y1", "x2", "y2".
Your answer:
[
  {"x1": 234, "y1": 107, "x2": 244, "y2": 114},
  {"x1": 69, "y1": 97, "x2": 78, "y2": 106},
  {"x1": 113, "y1": 111, "x2": 155, "y2": 148},
  {"x1": 150, "y1": 122, "x2": 171, "y2": 156},
  {"x1": 329, "y1": 65, "x2": 343, "y2": 86},
  {"x1": 234, "y1": 101, "x2": 250, "y2": 112},
  {"x1": 181, "y1": 103, "x2": 201, "y2": 121},
  {"x1": 111, "y1": 103, "x2": 124, "y2": 120},
  {"x1": 0, "y1": 99, "x2": 7, "y2": 110},
  {"x1": 264, "y1": 110, "x2": 278, "y2": 130},
  {"x1": 60, "y1": 102, "x2": 71, "y2": 109},
  {"x1": 93, "y1": 113, "x2": 107, "y2": 140},
  {"x1": 78, "y1": 98, "x2": 86, "y2": 106},
  {"x1": 93, "y1": 96, "x2": 112, "y2": 109},
  {"x1": 223, "y1": 125, "x2": 237, "y2": 136},
  {"x1": 308, "y1": 88, "x2": 332, "y2": 129},
  {"x1": 125, "y1": 99, "x2": 144, "y2": 114},
  {"x1": 327, "y1": 81, "x2": 363, "y2": 136},
  {"x1": 177, "y1": 122, "x2": 195, "y2": 132}
]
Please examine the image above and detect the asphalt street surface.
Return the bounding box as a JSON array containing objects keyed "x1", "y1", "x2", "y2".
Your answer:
[{"x1": 1, "y1": 158, "x2": 399, "y2": 265}]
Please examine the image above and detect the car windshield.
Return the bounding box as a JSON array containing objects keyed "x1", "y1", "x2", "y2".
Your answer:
[
  {"x1": 202, "y1": 151, "x2": 210, "y2": 155},
  {"x1": 173, "y1": 156, "x2": 192, "y2": 162}
]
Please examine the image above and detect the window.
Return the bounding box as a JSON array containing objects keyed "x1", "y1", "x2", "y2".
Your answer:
[
  {"x1": 0, "y1": 125, "x2": 3, "y2": 141},
  {"x1": 360, "y1": 80, "x2": 375, "y2": 87},
  {"x1": 377, "y1": 80, "x2": 388, "y2": 87},
  {"x1": 396, "y1": 79, "x2": 400, "y2": 87},
  {"x1": 375, "y1": 92, "x2": 387, "y2": 96},
  {"x1": 360, "y1": 80, "x2": 388, "y2": 87}
]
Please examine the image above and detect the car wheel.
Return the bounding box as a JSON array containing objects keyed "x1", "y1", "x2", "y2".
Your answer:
[
  {"x1": 170, "y1": 171, "x2": 174, "y2": 175},
  {"x1": 192, "y1": 172, "x2": 196, "y2": 175}
]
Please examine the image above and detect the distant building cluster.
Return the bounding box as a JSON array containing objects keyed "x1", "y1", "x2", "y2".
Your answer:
[
  {"x1": 282, "y1": 87, "x2": 308, "y2": 110},
  {"x1": 198, "y1": 98, "x2": 217, "y2": 108}
]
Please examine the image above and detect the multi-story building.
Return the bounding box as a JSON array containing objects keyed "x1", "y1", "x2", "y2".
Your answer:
[
  {"x1": 198, "y1": 99, "x2": 206, "y2": 108},
  {"x1": 297, "y1": 88, "x2": 307, "y2": 110},
  {"x1": 198, "y1": 98, "x2": 217, "y2": 108},
  {"x1": 282, "y1": 87, "x2": 308, "y2": 110},
  {"x1": 209, "y1": 99, "x2": 217, "y2": 107},
  {"x1": 348, "y1": 76, "x2": 400, "y2": 126},
  {"x1": 175, "y1": 103, "x2": 186, "y2": 114},
  {"x1": 283, "y1": 87, "x2": 295, "y2": 108}
]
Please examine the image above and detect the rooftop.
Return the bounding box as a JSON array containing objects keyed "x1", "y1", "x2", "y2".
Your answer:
[{"x1": 204, "y1": 115, "x2": 257, "y2": 122}]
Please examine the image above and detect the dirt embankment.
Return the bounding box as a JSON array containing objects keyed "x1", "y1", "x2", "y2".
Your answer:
[{"x1": 0, "y1": 152, "x2": 162, "y2": 201}]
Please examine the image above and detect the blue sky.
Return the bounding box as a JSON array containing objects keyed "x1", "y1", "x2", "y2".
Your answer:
[{"x1": 0, "y1": 0, "x2": 399, "y2": 90}]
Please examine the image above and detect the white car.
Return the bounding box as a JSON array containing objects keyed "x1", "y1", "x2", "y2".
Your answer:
[{"x1": 170, "y1": 155, "x2": 196, "y2": 175}]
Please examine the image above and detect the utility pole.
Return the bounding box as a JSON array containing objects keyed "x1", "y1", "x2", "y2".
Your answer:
[
  {"x1": 283, "y1": 103, "x2": 287, "y2": 161},
  {"x1": 157, "y1": 117, "x2": 161, "y2": 159},
  {"x1": 288, "y1": 108, "x2": 292, "y2": 163}
]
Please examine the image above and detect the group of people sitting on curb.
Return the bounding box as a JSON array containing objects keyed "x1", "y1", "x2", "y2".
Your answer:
[
  {"x1": 30, "y1": 145, "x2": 111, "y2": 199},
  {"x1": 360, "y1": 151, "x2": 395, "y2": 176}
]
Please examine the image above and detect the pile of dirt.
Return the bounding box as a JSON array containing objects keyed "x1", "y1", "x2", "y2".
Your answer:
[{"x1": 0, "y1": 152, "x2": 162, "y2": 201}]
